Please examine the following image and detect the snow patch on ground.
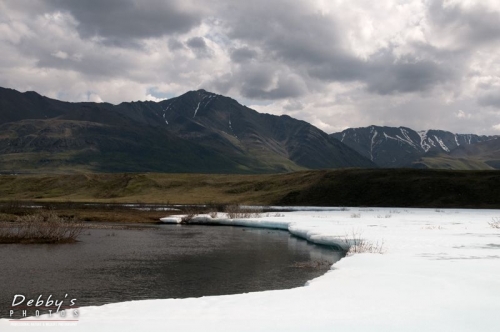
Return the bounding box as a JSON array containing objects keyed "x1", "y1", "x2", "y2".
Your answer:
[{"x1": 3, "y1": 208, "x2": 500, "y2": 331}]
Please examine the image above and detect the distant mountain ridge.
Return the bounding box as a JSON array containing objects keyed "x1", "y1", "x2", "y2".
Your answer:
[
  {"x1": 0, "y1": 87, "x2": 374, "y2": 173},
  {"x1": 332, "y1": 125, "x2": 499, "y2": 169},
  {"x1": 3, "y1": 85, "x2": 499, "y2": 173}
]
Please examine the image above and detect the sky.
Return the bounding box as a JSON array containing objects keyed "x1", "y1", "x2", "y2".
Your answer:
[{"x1": 1, "y1": 0, "x2": 500, "y2": 134}]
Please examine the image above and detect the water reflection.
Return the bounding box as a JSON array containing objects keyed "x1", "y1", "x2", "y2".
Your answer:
[{"x1": 0, "y1": 224, "x2": 343, "y2": 318}]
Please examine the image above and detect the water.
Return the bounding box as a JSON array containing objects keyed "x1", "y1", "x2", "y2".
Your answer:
[{"x1": 0, "y1": 224, "x2": 343, "y2": 318}]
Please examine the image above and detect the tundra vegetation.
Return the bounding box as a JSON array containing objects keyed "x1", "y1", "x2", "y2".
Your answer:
[{"x1": 0, "y1": 211, "x2": 83, "y2": 244}]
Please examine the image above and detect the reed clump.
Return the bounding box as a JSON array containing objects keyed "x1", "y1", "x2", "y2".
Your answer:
[
  {"x1": 0, "y1": 211, "x2": 83, "y2": 244},
  {"x1": 224, "y1": 205, "x2": 262, "y2": 219}
]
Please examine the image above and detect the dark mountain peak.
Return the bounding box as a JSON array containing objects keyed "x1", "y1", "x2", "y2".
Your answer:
[
  {"x1": 178, "y1": 89, "x2": 219, "y2": 100},
  {"x1": 194, "y1": 88, "x2": 218, "y2": 96},
  {"x1": 157, "y1": 89, "x2": 223, "y2": 121},
  {"x1": 22, "y1": 90, "x2": 42, "y2": 97}
]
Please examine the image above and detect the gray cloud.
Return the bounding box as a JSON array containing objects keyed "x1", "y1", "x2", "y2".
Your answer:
[
  {"x1": 283, "y1": 100, "x2": 304, "y2": 111},
  {"x1": 230, "y1": 47, "x2": 258, "y2": 63},
  {"x1": 168, "y1": 38, "x2": 185, "y2": 51},
  {"x1": 44, "y1": 0, "x2": 203, "y2": 45},
  {"x1": 2, "y1": 0, "x2": 500, "y2": 134},
  {"x1": 427, "y1": 0, "x2": 500, "y2": 47},
  {"x1": 186, "y1": 37, "x2": 207, "y2": 49},
  {"x1": 478, "y1": 92, "x2": 500, "y2": 108},
  {"x1": 217, "y1": 0, "x2": 455, "y2": 98},
  {"x1": 364, "y1": 53, "x2": 455, "y2": 95},
  {"x1": 186, "y1": 36, "x2": 212, "y2": 58},
  {"x1": 241, "y1": 75, "x2": 305, "y2": 100}
]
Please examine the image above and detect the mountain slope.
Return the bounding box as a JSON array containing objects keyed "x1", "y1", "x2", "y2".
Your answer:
[
  {"x1": 0, "y1": 87, "x2": 374, "y2": 173},
  {"x1": 156, "y1": 90, "x2": 375, "y2": 171},
  {"x1": 0, "y1": 119, "x2": 248, "y2": 173},
  {"x1": 332, "y1": 126, "x2": 496, "y2": 168}
]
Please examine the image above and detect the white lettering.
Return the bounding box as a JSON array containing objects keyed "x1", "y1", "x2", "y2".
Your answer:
[{"x1": 12, "y1": 295, "x2": 25, "y2": 307}]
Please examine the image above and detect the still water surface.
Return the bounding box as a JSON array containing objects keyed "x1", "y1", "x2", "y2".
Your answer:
[{"x1": 0, "y1": 224, "x2": 342, "y2": 318}]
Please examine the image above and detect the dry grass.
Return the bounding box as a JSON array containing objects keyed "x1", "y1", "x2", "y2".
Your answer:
[
  {"x1": 0, "y1": 211, "x2": 84, "y2": 244},
  {"x1": 180, "y1": 212, "x2": 196, "y2": 223},
  {"x1": 489, "y1": 217, "x2": 500, "y2": 229},
  {"x1": 342, "y1": 229, "x2": 385, "y2": 255},
  {"x1": 224, "y1": 205, "x2": 262, "y2": 219}
]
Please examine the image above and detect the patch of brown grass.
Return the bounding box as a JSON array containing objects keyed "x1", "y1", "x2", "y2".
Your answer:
[
  {"x1": 0, "y1": 211, "x2": 84, "y2": 244},
  {"x1": 224, "y1": 205, "x2": 262, "y2": 219}
]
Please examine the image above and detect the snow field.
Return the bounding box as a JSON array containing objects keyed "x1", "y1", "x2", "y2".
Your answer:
[{"x1": 2, "y1": 207, "x2": 500, "y2": 331}]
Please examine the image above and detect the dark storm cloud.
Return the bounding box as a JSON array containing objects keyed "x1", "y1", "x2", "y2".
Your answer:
[
  {"x1": 11, "y1": 31, "x2": 134, "y2": 79},
  {"x1": 186, "y1": 36, "x2": 212, "y2": 58},
  {"x1": 306, "y1": 50, "x2": 452, "y2": 95},
  {"x1": 305, "y1": 54, "x2": 365, "y2": 83},
  {"x1": 168, "y1": 38, "x2": 185, "y2": 51},
  {"x1": 216, "y1": 1, "x2": 360, "y2": 99},
  {"x1": 217, "y1": 0, "x2": 454, "y2": 99},
  {"x1": 43, "y1": 0, "x2": 203, "y2": 44},
  {"x1": 230, "y1": 47, "x2": 258, "y2": 63},
  {"x1": 186, "y1": 37, "x2": 207, "y2": 49},
  {"x1": 427, "y1": 0, "x2": 500, "y2": 46},
  {"x1": 364, "y1": 52, "x2": 454, "y2": 95},
  {"x1": 478, "y1": 92, "x2": 500, "y2": 108},
  {"x1": 223, "y1": 1, "x2": 344, "y2": 66},
  {"x1": 241, "y1": 76, "x2": 305, "y2": 99},
  {"x1": 205, "y1": 61, "x2": 306, "y2": 100}
]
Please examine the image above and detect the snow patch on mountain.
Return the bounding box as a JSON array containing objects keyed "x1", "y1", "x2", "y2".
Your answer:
[
  {"x1": 433, "y1": 135, "x2": 450, "y2": 152},
  {"x1": 162, "y1": 107, "x2": 170, "y2": 125},
  {"x1": 193, "y1": 102, "x2": 201, "y2": 118},
  {"x1": 417, "y1": 130, "x2": 431, "y2": 152},
  {"x1": 397, "y1": 128, "x2": 419, "y2": 150},
  {"x1": 370, "y1": 130, "x2": 378, "y2": 161},
  {"x1": 382, "y1": 131, "x2": 419, "y2": 150}
]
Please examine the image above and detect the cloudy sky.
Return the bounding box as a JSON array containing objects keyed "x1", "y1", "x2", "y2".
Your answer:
[{"x1": 1, "y1": 0, "x2": 500, "y2": 134}]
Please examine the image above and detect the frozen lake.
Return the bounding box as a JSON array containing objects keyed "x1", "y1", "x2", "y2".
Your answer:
[{"x1": 2, "y1": 207, "x2": 500, "y2": 331}]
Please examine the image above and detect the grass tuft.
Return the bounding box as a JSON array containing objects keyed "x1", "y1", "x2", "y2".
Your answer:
[
  {"x1": 489, "y1": 217, "x2": 500, "y2": 229},
  {"x1": 224, "y1": 205, "x2": 262, "y2": 219},
  {"x1": 0, "y1": 211, "x2": 83, "y2": 244},
  {"x1": 342, "y1": 229, "x2": 385, "y2": 255}
]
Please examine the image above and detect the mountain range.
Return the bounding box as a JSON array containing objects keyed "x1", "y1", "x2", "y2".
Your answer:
[
  {"x1": 0, "y1": 87, "x2": 373, "y2": 173},
  {"x1": 332, "y1": 126, "x2": 500, "y2": 169},
  {"x1": 1, "y1": 86, "x2": 499, "y2": 174}
]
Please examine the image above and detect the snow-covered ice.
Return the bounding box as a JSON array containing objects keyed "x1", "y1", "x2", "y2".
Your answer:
[{"x1": 2, "y1": 207, "x2": 500, "y2": 331}]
